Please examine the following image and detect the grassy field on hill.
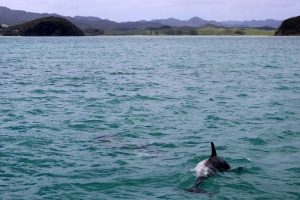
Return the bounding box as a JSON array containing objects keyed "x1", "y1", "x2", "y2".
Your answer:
[
  {"x1": 1, "y1": 23, "x2": 276, "y2": 36},
  {"x1": 197, "y1": 27, "x2": 275, "y2": 36},
  {"x1": 102, "y1": 26, "x2": 276, "y2": 36}
]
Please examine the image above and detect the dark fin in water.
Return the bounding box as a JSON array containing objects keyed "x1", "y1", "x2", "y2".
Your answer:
[
  {"x1": 210, "y1": 142, "x2": 217, "y2": 157},
  {"x1": 185, "y1": 188, "x2": 209, "y2": 194}
]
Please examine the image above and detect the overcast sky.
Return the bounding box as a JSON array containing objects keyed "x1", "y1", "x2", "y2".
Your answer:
[{"x1": 1, "y1": 0, "x2": 299, "y2": 22}]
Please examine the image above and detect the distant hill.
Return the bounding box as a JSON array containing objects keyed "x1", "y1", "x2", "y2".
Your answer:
[
  {"x1": 0, "y1": 6, "x2": 161, "y2": 31},
  {"x1": 221, "y1": 19, "x2": 281, "y2": 28},
  {"x1": 0, "y1": 6, "x2": 282, "y2": 31},
  {"x1": 0, "y1": 6, "x2": 55, "y2": 25},
  {"x1": 151, "y1": 18, "x2": 282, "y2": 29},
  {"x1": 152, "y1": 17, "x2": 281, "y2": 28},
  {"x1": 152, "y1": 17, "x2": 222, "y2": 27},
  {"x1": 3, "y1": 16, "x2": 84, "y2": 36},
  {"x1": 275, "y1": 16, "x2": 300, "y2": 36}
]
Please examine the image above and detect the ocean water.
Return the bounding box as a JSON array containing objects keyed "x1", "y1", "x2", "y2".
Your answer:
[{"x1": 0, "y1": 36, "x2": 299, "y2": 200}]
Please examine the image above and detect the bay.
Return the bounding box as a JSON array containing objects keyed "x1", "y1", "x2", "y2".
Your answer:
[{"x1": 0, "y1": 36, "x2": 299, "y2": 199}]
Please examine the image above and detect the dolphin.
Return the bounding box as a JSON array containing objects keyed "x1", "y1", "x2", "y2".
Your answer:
[{"x1": 186, "y1": 142, "x2": 231, "y2": 193}]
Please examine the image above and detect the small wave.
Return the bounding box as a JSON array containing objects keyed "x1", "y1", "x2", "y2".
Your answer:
[
  {"x1": 266, "y1": 116, "x2": 286, "y2": 121},
  {"x1": 282, "y1": 130, "x2": 299, "y2": 137},
  {"x1": 269, "y1": 101, "x2": 284, "y2": 106},
  {"x1": 109, "y1": 72, "x2": 136, "y2": 76},
  {"x1": 134, "y1": 94, "x2": 158, "y2": 101},
  {"x1": 286, "y1": 167, "x2": 300, "y2": 173},
  {"x1": 236, "y1": 93, "x2": 249, "y2": 97},
  {"x1": 185, "y1": 86, "x2": 205, "y2": 94},
  {"x1": 230, "y1": 157, "x2": 252, "y2": 164},
  {"x1": 31, "y1": 89, "x2": 46, "y2": 94},
  {"x1": 276, "y1": 146, "x2": 298, "y2": 153},
  {"x1": 26, "y1": 109, "x2": 44, "y2": 115},
  {"x1": 5, "y1": 125, "x2": 27, "y2": 132},
  {"x1": 151, "y1": 142, "x2": 177, "y2": 149},
  {"x1": 275, "y1": 86, "x2": 289, "y2": 91},
  {"x1": 263, "y1": 64, "x2": 280, "y2": 69},
  {"x1": 241, "y1": 137, "x2": 266, "y2": 145},
  {"x1": 205, "y1": 115, "x2": 223, "y2": 121}
]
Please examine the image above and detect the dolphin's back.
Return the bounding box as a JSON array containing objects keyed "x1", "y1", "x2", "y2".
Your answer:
[{"x1": 186, "y1": 142, "x2": 231, "y2": 193}]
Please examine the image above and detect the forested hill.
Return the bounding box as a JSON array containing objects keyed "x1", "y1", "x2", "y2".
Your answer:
[
  {"x1": 275, "y1": 16, "x2": 300, "y2": 36},
  {"x1": 2, "y1": 16, "x2": 84, "y2": 36}
]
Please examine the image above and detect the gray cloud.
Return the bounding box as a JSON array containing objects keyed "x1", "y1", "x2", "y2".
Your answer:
[{"x1": 1, "y1": 0, "x2": 299, "y2": 21}]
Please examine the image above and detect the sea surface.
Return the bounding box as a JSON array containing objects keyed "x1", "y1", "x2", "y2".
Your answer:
[{"x1": 0, "y1": 36, "x2": 299, "y2": 200}]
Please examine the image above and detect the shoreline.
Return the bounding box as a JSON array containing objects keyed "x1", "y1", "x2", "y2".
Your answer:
[{"x1": 1, "y1": 35, "x2": 298, "y2": 37}]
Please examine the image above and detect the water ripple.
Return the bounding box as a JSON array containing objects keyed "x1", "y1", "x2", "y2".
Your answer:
[{"x1": 0, "y1": 36, "x2": 299, "y2": 199}]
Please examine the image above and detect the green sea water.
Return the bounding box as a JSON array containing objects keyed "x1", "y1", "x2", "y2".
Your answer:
[{"x1": 0, "y1": 36, "x2": 299, "y2": 199}]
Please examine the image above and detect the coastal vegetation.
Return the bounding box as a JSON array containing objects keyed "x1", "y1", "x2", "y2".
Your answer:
[
  {"x1": 275, "y1": 16, "x2": 300, "y2": 36},
  {"x1": 2, "y1": 16, "x2": 84, "y2": 36},
  {"x1": 98, "y1": 25, "x2": 275, "y2": 36}
]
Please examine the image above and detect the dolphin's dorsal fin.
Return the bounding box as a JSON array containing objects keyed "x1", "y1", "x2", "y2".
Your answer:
[{"x1": 210, "y1": 142, "x2": 217, "y2": 157}]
